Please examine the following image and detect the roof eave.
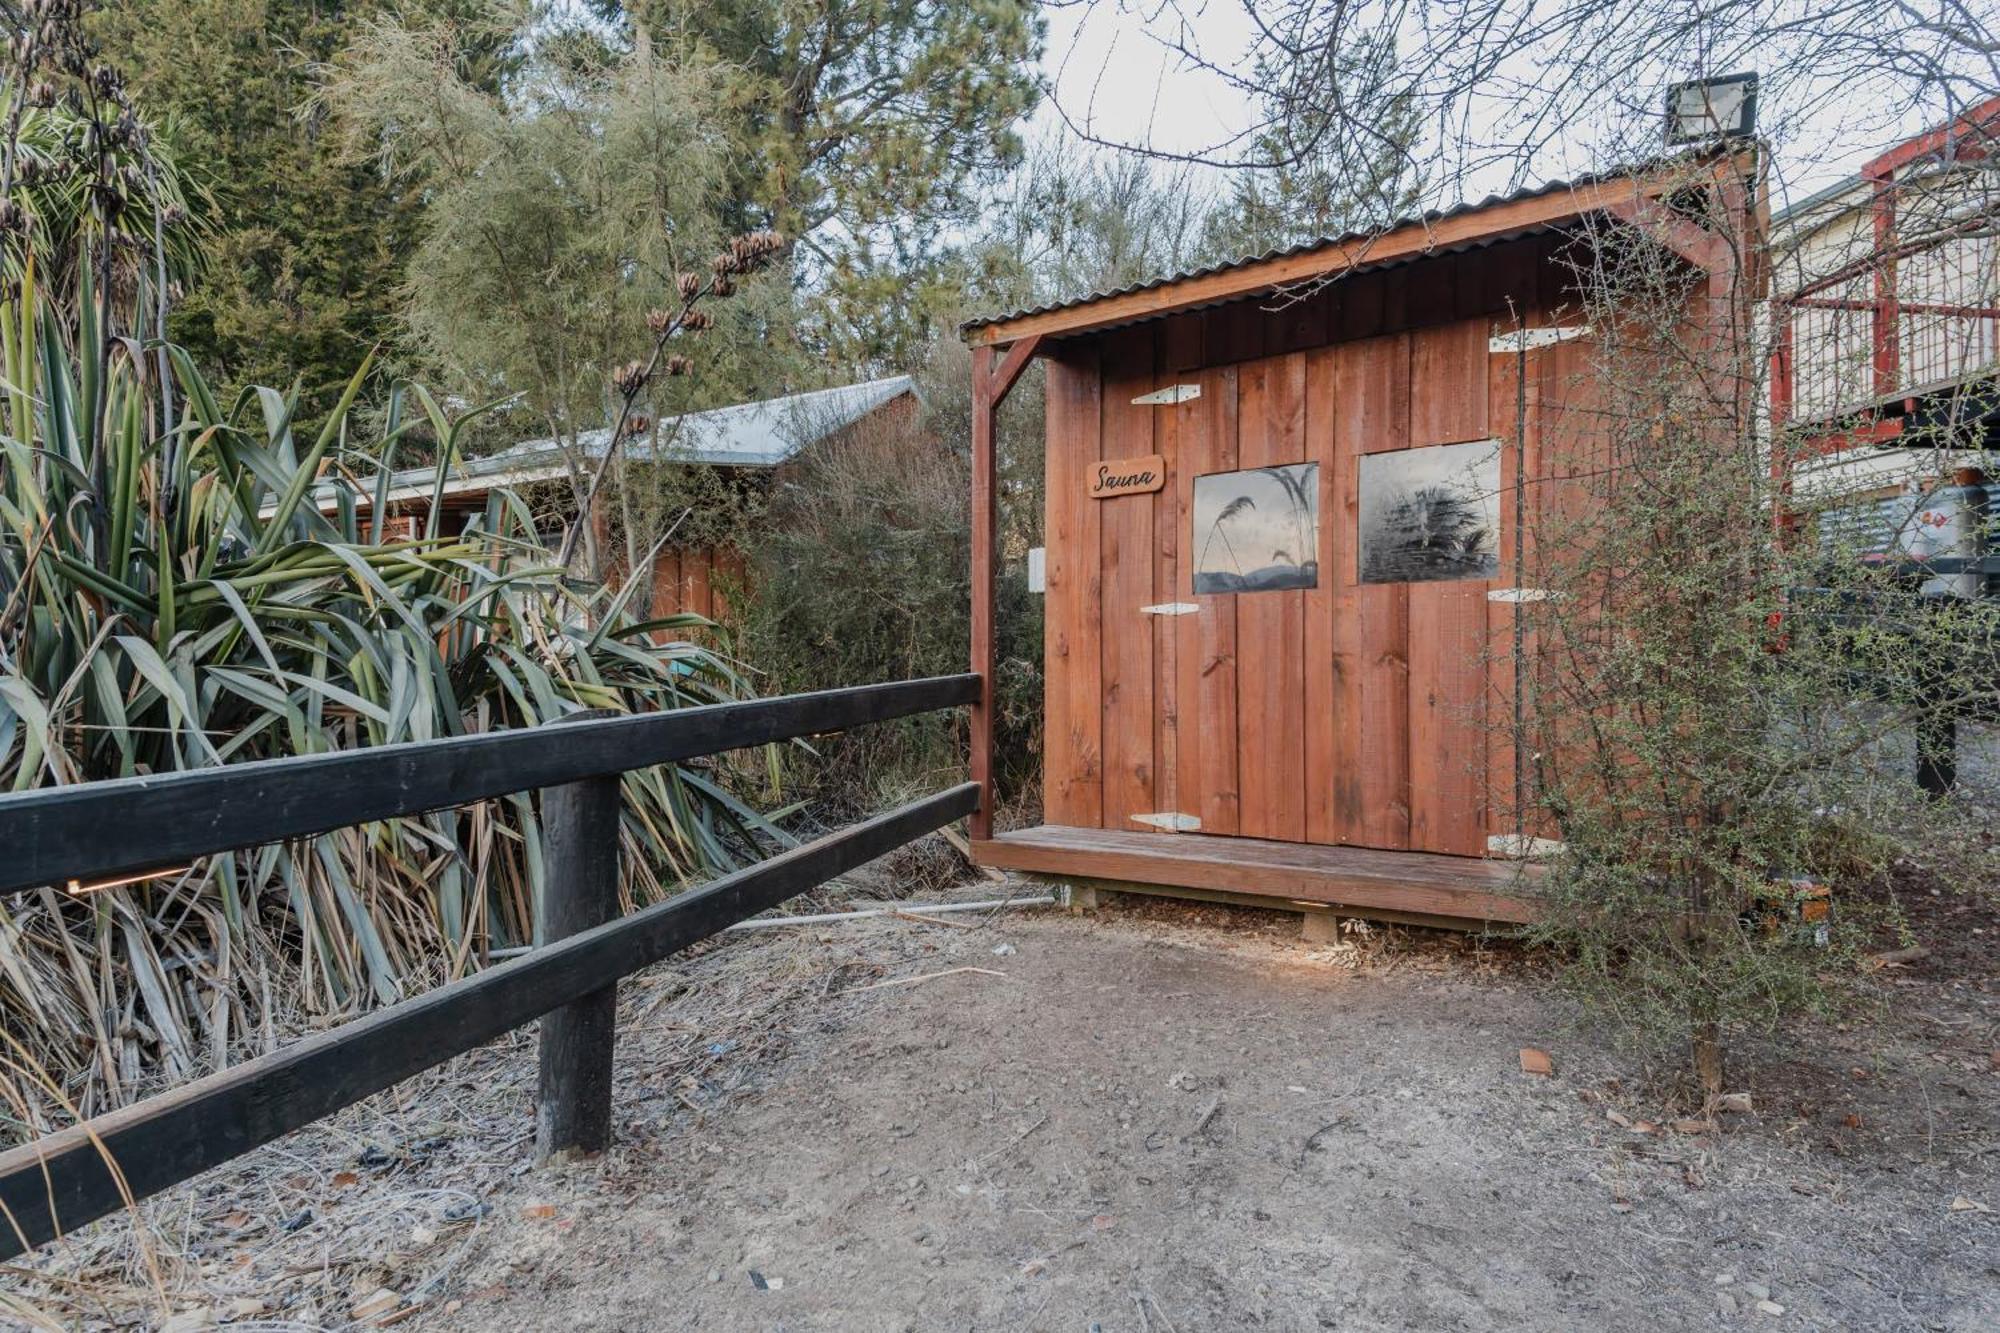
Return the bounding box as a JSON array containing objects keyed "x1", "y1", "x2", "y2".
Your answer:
[{"x1": 961, "y1": 148, "x2": 1756, "y2": 349}]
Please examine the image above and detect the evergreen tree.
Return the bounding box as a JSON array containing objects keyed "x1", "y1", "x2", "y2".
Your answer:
[
  {"x1": 89, "y1": 0, "x2": 516, "y2": 407},
  {"x1": 1203, "y1": 29, "x2": 1422, "y2": 257},
  {"x1": 597, "y1": 0, "x2": 1044, "y2": 367}
]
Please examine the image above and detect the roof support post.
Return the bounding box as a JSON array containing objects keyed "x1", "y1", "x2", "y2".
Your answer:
[
  {"x1": 968, "y1": 335, "x2": 1041, "y2": 842},
  {"x1": 969, "y1": 343, "x2": 998, "y2": 841}
]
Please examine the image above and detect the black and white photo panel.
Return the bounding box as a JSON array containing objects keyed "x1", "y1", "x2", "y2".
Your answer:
[{"x1": 1358, "y1": 440, "x2": 1501, "y2": 584}]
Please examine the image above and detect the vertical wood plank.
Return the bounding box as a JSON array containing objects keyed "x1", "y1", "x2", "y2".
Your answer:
[
  {"x1": 1326, "y1": 343, "x2": 1366, "y2": 844},
  {"x1": 1337, "y1": 267, "x2": 1388, "y2": 341},
  {"x1": 1487, "y1": 331, "x2": 1523, "y2": 846},
  {"x1": 1408, "y1": 583, "x2": 1491, "y2": 856},
  {"x1": 1406, "y1": 305, "x2": 1494, "y2": 857},
  {"x1": 1482, "y1": 254, "x2": 1546, "y2": 846},
  {"x1": 1190, "y1": 365, "x2": 1241, "y2": 834},
  {"x1": 1410, "y1": 319, "x2": 1492, "y2": 445},
  {"x1": 1154, "y1": 317, "x2": 1200, "y2": 827},
  {"x1": 653, "y1": 548, "x2": 681, "y2": 620},
  {"x1": 1304, "y1": 344, "x2": 1341, "y2": 844},
  {"x1": 1341, "y1": 331, "x2": 1412, "y2": 849},
  {"x1": 1233, "y1": 351, "x2": 1308, "y2": 843},
  {"x1": 1161, "y1": 310, "x2": 1207, "y2": 834},
  {"x1": 687, "y1": 547, "x2": 713, "y2": 622},
  {"x1": 1043, "y1": 349, "x2": 1104, "y2": 828},
  {"x1": 1205, "y1": 297, "x2": 1267, "y2": 367},
  {"x1": 1269, "y1": 286, "x2": 1337, "y2": 355},
  {"x1": 1100, "y1": 330, "x2": 1159, "y2": 831}
]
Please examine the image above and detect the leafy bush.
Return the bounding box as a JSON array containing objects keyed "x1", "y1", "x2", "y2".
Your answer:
[
  {"x1": 1511, "y1": 210, "x2": 1998, "y2": 1094},
  {"x1": 741, "y1": 371, "x2": 1042, "y2": 824}
]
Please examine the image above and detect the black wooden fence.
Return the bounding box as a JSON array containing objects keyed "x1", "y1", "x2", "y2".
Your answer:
[{"x1": 0, "y1": 674, "x2": 981, "y2": 1262}]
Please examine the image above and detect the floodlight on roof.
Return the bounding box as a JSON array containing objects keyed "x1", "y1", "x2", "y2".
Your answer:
[{"x1": 1664, "y1": 73, "x2": 1758, "y2": 145}]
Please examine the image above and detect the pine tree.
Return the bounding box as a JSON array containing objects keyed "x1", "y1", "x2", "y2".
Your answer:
[
  {"x1": 597, "y1": 0, "x2": 1044, "y2": 366},
  {"x1": 89, "y1": 0, "x2": 516, "y2": 408},
  {"x1": 1204, "y1": 29, "x2": 1422, "y2": 257}
]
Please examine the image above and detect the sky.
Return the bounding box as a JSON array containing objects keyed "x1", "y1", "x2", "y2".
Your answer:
[{"x1": 1031, "y1": 1, "x2": 1982, "y2": 215}]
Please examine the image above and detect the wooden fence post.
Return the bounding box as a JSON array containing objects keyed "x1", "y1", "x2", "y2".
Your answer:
[{"x1": 535, "y1": 711, "x2": 622, "y2": 1162}]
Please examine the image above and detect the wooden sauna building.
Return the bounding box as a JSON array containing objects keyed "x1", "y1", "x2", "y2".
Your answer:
[{"x1": 961, "y1": 151, "x2": 1763, "y2": 928}]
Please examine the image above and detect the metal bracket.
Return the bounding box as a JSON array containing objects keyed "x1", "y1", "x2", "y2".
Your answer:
[
  {"x1": 1133, "y1": 384, "x2": 1201, "y2": 406},
  {"x1": 1488, "y1": 325, "x2": 1592, "y2": 354},
  {"x1": 1141, "y1": 602, "x2": 1200, "y2": 616},
  {"x1": 1132, "y1": 812, "x2": 1201, "y2": 832}
]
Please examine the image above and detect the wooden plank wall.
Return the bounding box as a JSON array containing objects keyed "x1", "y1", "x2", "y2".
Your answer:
[
  {"x1": 646, "y1": 544, "x2": 747, "y2": 626},
  {"x1": 1042, "y1": 233, "x2": 1574, "y2": 858},
  {"x1": 1043, "y1": 345, "x2": 1104, "y2": 826},
  {"x1": 1099, "y1": 332, "x2": 1159, "y2": 829}
]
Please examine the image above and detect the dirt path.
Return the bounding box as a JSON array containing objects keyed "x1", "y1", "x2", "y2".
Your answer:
[
  {"x1": 8, "y1": 892, "x2": 1996, "y2": 1331},
  {"x1": 423, "y1": 901, "x2": 1996, "y2": 1331}
]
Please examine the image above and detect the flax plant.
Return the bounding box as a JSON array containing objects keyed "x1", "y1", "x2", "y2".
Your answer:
[{"x1": 0, "y1": 3, "x2": 777, "y2": 1136}]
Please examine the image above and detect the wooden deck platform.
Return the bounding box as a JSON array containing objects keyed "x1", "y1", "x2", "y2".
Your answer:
[{"x1": 973, "y1": 826, "x2": 1540, "y2": 927}]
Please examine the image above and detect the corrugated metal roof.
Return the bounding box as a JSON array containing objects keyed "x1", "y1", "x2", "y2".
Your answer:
[
  {"x1": 503, "y1": 373, "x2": 915, "y2": 470},
  {"x1": 308, "y1": 376, "x2": 915, "y2": 512},
  {"x1": 960, "y1": 153, "x2": 1727, "y2": 336}
]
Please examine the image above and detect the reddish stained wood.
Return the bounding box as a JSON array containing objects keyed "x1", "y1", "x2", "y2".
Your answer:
[
  {"x1": 1335, "y1": 268, "x2": 1387, "y2": 341},
  {"x1": 1170, "y1": 397, "x2": 1200, "y2": 831},
  {"x1": 988, "y1": 332, "x2": 1045, "y2": 403},
  {"x1": 1484, "y1": 285, "x2": 1552, "y2": 843},
  {"x1": 1204, "y1": 297, "x2": 1267, "y2": 367},
  {"x1": 1325, "y1": 345, "x2": 1366, "y2": 845},
  {"x1": 970, "y1": 343, "x2": 997, "y2": 839},
  {"x1": 1031, "y1": 241, "x2": 1645, "y2": 859},
  {"x1": 1159, "y1": 308, "x2": 1206, "y2": 831},
  {"x1": 1269, "y1": 286, "x2": 1336, "y2": 355},
  {"x1": 974, "y1": 824, "x2": 1540, "y2": 924},
  {"x1": 1191, "y1": 365, "x2": 1241, "y2": 834},
  {"x1": 652, "y1": 547, "x2": 681, "y2": 620},
  {"x1": 1465, "y1": 236, "x2": 1551, "y2": 324},
  {"x1": 1409, "y1": 323, "x2": 1491, "y2": 446},
  {"x1": 1340, "y1": 333, "x2": 1412, "y2": 849},
  {"x1": 1160, "y1": 294, "x2": 1200, "y2": 820},
  {"x1": 1486, "y1": 337, "x2": 1523, "y2": 843},
  {"x1": 1303, "y1": 344, "x2": 1341, "y2": 845},
  {"x1": 1099, "y1": 329, "x2": 1157, "y2": 831},
  {"x1": 1405, "y1": 307, "x2": 1493, "y2": 856},
  {"x1": 1042, "y1": 348, "x2": 1104, "y2": 828},
  {"x1": 1160, "y1": 311, "x2": 1204, "y2": 374},
  {"x1": 1408, "y1": 583, "x2": 1491, "y2": 856},
  {"x1": 1233, "y1": 351, "x2": 1308, "y2": 843},
  {"x1": 686, "y1": 547, "x2": 713, "y2": 621},
  {"x1": 1151, "y1": 328, "x2": 1182, "y2": 827}
]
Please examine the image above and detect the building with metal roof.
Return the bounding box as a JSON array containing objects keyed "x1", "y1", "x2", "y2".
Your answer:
[{"x1": 315, "y1": 375, "x2": 917, "y2": 515}]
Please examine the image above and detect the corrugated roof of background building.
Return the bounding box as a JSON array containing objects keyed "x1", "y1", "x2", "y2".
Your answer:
[{"x1": 302, "y1": 375, "x2": 916, "y2": 513}]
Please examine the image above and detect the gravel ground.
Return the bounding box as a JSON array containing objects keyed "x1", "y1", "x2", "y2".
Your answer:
[{"x1": 6, "y1": 884, "x2": 1996, "y2": 1332}]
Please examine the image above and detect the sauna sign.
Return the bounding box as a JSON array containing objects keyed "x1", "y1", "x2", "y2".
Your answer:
[{"x1": 1089, "y1": 454, "x2": 1166, "y2": 499}]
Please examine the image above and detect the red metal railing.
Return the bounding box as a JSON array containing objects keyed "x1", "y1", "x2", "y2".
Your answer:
[{"x1": 1771, "y1": 98, "x2": 2000, "y2": 452}]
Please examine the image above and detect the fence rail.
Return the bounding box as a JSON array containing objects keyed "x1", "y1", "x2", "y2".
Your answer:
[
  {"x1": 0, "y1": 673, "x2": 981, "y2": 897},
  {"x1": 0, "y1": 674, "x2": 983, "y2": 1261}
]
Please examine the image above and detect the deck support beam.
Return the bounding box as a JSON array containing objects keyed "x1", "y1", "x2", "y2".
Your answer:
[{"x1": 969, "y1": 334, "x2": 1043, "y2": 840}]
